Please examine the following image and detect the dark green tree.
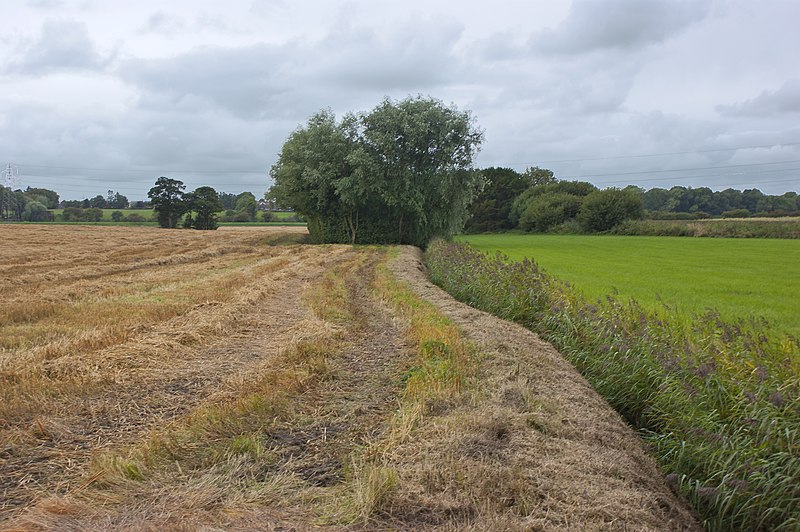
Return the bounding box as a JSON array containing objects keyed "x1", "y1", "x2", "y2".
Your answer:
[
  {"x1": 518, "y1": 192, "x2": 583, "y2": 232},
  {"x1": 464, "y1": 167, "x2": 528, "y2": 232},
  {"x1": 25, "y1": 187, "x2": 59, "y2": 209},
  {"x1": 270, "y1": 97, "x2": 483, "y2": 246},
  {"x1": 84, "y1": 207, "x2": 103, "y2": 222},
  {"x1": 522, "y1": 166, "x2": 557, "y2": 187},
  {"x1": 107, "y1": 191, "x2": 129, "y2": 209},
  {"x1": 22, "y1": 200, "x2": 51, "y2": 221},
  {"x1": 189, "y1": 186, "x2": 224, "y2": 230},
  {"x1": 148, "y1": 177, "x2": 187, "y2": 228},
  {"x1": 88, "y1": 194, "x2": 107, "y2": 209},
  {"x1": 642, "y1": 187, "x2": 671, "y2": 212},
  {"x1": 234, "y1": 192, "x2": 257, "y2": 221},
  {"x1": 510, "y1": 180, "x2": 596, "y2": 228},
  {"x1": 578, "y1": 188, "x2": 643, "y2": 232},
  {"x1": 218, "y1": 192, "x2": 237, "y2": 210}
]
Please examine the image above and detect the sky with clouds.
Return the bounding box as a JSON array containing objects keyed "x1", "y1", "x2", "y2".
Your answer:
[{"x1": 1, "y1": 0, "x2": 799, "y2": 200}]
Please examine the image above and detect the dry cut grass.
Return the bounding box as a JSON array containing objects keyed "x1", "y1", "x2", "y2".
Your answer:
[
  {"x1": 1, "y1": 226, "x2": 699, "y2": 531},
  {"x1": 0, "y1": 225, "x2": 329, "y2": 519}
]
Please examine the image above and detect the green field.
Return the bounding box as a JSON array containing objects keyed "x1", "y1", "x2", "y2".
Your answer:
[
  {"x1": 49, "y1": 208, "x2": 155, "y2": 220},
  {"x1": 48, "y1": 209, "x2": 302, "y2": 222},
  {"x1": 457, "y1": 234, "x2": 800, "y2": 336}
]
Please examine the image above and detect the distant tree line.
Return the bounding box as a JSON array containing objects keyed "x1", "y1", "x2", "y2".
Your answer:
[
  {"x1": 0, "y1": 181, "x2": 279, "y2": 226},
  {"x1": 0, "y1": 186, "x2": 58, "y2": 221},
  {"x1": 636, "y1": 186, "x2": 799, "y2": 218},
  {"x1": 147, "y1": 177, "x2": 273, "y2": 230},
  {"x1": 465, "y1": 167, "x2": 800, "y2": 234},
  {"x1": 60, "y1": 190, "x2": 132, "y2": 210}
]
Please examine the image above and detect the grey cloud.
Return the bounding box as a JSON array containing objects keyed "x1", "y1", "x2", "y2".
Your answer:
[
  {"x1": 119, "y1": 43, "x2": 294, "y2": 120},
  {"x1": 119, "y1": 17, "x2": 464, "y2": 120},
  {"x1": 718, "y1": 79, "x2": 800, "y2": 117},
  {"x1": 474, "y1": 33, "x2": 527, "y2": 62},
  {"x1": 531, "y1": 0, "x2": 710, "y2": 55},
  {"x1": 138, "y1": 11, "x2": 244, "y2": 37},
  {"x1": 27, "y1": 0, "x2": 64, "y2": 9},
  {"x1": 317, "y1": 18, "x2": 464, "y2": 91},
  {"x1": 138, "y1": 11, "x2": 187, "y2": 36},
  {"x1": 1, "y1": 98, "x2": 277, "y2": 198},
  {"x1": 8, "y1": 19, "x2": 112, "y2": 75}
]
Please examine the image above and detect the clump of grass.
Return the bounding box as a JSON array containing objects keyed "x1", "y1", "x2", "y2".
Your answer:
[
  {"x1": 343, "y1": 458, "x2": 398, "y2": 524},
  {"x1": 424, "y1": 239, "x2": 799, "y2": 531}
]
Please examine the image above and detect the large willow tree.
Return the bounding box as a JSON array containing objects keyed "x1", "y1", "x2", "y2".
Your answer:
[{"x1": 269, "y1": 96, "x2": 484, "y2": 247}]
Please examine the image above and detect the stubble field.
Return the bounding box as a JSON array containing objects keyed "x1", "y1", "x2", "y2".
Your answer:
[{"x1": 0, "y1": 225, "x2": 698, "y2": 530}]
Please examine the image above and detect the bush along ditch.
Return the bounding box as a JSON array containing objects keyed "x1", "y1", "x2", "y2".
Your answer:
[{"x1": 424, "y1": 239, "x2": 799, "y2": 531}]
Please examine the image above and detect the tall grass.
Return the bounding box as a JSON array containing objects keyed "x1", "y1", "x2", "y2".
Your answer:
[
  {"x1": 613, "y1": 218, "x2": 800, "y2": 238},
  {"x1": 424, "y1": 239, "x2": 799, "y2": 531}
]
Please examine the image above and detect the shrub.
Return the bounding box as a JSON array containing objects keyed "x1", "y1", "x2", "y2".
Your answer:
[
  {"x1": 22, "y1": 201, "x2": 51, "y2": 222},
  {"x1": 722, "y1": 209, "x2": 751, "y2": 219},
  {"x1": 232, "y1": 211, "x2": 253, "y2": 222},
  {"x1": 518, "y1": 192, "x2": 583, "y2": 232},
  {"x1": 124, "y1": 213, "x2": 148, "y2": 223},
  {"x1": 84, "y1": 208, "x2": 103, "y2": 222},
  {"x1": 111, "y1": 210, "x2": 123, "y2": 222},
  {"x1": 578, "y1": 188, "x2": 643, "y2": 232}
]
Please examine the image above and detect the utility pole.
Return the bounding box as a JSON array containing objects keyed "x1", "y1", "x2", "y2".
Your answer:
[
  {"x1": 4, "y1": 162, "x2": 19, "y2": 189},
  {"x1": 2, "y1": 163, "x2": 20, "y2": 220}
]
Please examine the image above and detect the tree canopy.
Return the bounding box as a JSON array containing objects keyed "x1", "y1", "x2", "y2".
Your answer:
[
  {"x1": 269, "y1": 96, "x2": 484, "y2": 247},
  {"x1": 148, "y1": 177, "x2": 187, "y2": 228},
  {"x1": 187, "y1": 186, "x2": 224, "y2": 230},
  {"x1": 464, "y1": 167, "x2": 529, "y2": 233}
]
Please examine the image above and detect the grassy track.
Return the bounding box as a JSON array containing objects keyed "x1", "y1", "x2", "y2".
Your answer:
[{"x1": 457, "y1": 234, "x2": 800, "y2": 337}]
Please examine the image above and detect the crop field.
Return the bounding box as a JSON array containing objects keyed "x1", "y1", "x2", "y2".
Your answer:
[
  {"x1": 0, "y1": 225, "x2": 698, "y2": 530},
  {"x1": 48, "y1": 208, "x2": 156, "y2": 221},
  {"x1": 457, "y1": 233, "x2": 800, "y2": 337},
  {"x1": 47, "y1": 209, "x2": 301, "y2": 222}
]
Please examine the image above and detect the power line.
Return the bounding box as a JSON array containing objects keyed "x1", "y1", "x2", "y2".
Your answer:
[
  {"x1": 558, "y1": 159, "x2": 800, "y2": 180},
  {"x1": 594, "y1": 166, "x2": 800, "y2": 185},
  {"x1": 13, "y1": 163, "x2": 267, "y2": 175},
  {"x1": 511, "y1": 141, "x2": 800, "y2": 165},
  {"x1": 13, "y1": 140, "x2": 800, "y2": 176}
]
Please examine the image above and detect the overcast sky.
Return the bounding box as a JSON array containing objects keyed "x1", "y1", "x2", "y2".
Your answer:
[{"x1": 1, "y1": 0, "x2": 799, "y2": 200}]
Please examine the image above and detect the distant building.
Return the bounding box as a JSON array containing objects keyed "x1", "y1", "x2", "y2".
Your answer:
[{"x1": 258, "y1": 199, "x2": 293, "y2": 212}]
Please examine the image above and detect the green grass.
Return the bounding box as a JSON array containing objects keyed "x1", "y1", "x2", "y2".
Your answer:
[
  {"x1": 269, "y1": 211, "x2": 299, "y2": 220},
  {"x1": 48, "y1": 209, "x2": 302, "y2": 222},
  {"x1": 49, "y1": 208, "x2": 155, "y2": 221},
  {"x1": 456, "y1": 234, "x2": 800, "y2": 337}
]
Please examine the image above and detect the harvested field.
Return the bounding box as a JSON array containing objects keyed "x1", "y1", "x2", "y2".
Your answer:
[{"x1": 0, "y1": 225, "x2": 697, "y2": 530}]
